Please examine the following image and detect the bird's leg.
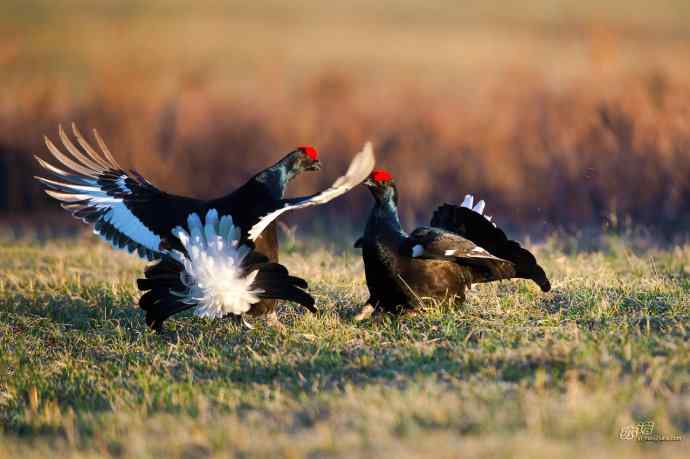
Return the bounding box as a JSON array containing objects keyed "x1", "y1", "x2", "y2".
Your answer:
[
  {"x1": 227, "y1": 314, "x2": 253, "y2": 330},
  {"x1": 354, "y1": 298, "x2": 379, "y2": 322},
  {"x1": 354, "y1": 304, "x2": 375, "y2": 321},
  {"x1": 228, "y1": 314, "x2": 242, "y2": 326},
  {"x1": 400, "y1": 307, "x2": 419, "y2": 318},
  {"x1": 265, "y1": 310, "x2": 285, "y2": 330},
  {"x1": 241, "y1": 314, "x2": 254, "y2": 330}
]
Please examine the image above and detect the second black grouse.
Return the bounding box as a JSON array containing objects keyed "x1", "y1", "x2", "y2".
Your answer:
[{"x1": 355, "y1": 169, "x2": 550, "y2": 315}]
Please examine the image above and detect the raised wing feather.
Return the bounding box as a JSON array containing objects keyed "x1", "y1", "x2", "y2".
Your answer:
[
  {"x1": 247, "y1": 142, "x2": 375, "y2": 241},
  {"x1": 35, "y1": 124, "x2": 204, "y2": 260}
]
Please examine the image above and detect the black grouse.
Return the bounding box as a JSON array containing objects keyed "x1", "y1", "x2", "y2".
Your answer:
[
  {"x1": 35, "y1": 124, "x2": 375, "y2": 328},
  {"x1": 355, "y1": 169, "x2": 550, "y2": 316}
]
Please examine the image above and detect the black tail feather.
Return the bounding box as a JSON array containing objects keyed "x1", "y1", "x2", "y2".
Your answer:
[
  {"x1": 288, "y1": 276, "x2": 309, "y2": 290},
  {"x1": 257, "y1": 285, "x2": 316, "y2": 313},
  {"x1": 252, "y1": 265, "x2": 316, "y2": 312},
  {"x1": 137, "y1": 258, "x2": 193, "y2": 331},
  {"x1": 431, "y1": 204, "x2": 551, "y2": 292}
]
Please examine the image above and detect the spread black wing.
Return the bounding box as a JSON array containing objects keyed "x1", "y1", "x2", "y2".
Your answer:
[{"x1": 35, "y1": 124, "x2": 205, "y2": 260}]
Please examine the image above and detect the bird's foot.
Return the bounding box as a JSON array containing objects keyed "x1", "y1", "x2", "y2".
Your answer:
[
  {"x1": 400, "y1": 308, "x2": 419, "y2": 319},
  {"x1": 228, "y1": 314, "x2": 254, "y2": 330},
  {"x1": 354, "y1": 303, "x2": 376, "y2": 322},
  {"x1": 265, "y1": 311, "x2": 286, "y2": 330},
  {"x1": 241, "y1": 315, "x2": 254, "y2": 330}
]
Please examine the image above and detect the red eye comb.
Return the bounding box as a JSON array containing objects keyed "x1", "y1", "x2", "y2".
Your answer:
[
  {"x1": 370, "y1": 170, "x2": 393, "y2": 182},
  {"x1": 298, "y1": 145, "x2": 318, "y2": 161}
]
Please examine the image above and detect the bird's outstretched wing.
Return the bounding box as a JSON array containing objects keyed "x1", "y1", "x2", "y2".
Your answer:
[
  {"x1": 35, "y1": 124, "x2": 204, "y2": 260},
  {"x1": 247, "y1": 142, "x2": 375, "y2": 240}
]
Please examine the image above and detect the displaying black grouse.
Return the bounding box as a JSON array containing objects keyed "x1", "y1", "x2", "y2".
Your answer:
[
  {"x1": 355, "y1": 170, "x2": 550, "y2": 316},
  {"x1": 136, "y1": 209, "x2": 316, "y2": 330},
  {"x1": 35, "y1": 124, "x2": 375, "y2": 328}
]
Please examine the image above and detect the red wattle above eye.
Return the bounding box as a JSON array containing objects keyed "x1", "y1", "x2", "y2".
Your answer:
[
  {"x1": 299, "y1": 146, "x2": 318, "y2": 161},
  {"x1": 370, "y1": 169, "x2": 393, "y2": 182}
]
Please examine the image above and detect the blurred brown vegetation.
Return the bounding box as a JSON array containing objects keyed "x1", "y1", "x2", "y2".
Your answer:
[{"x1": 2, "y1": 0, "x2": 690, "y2": 234}]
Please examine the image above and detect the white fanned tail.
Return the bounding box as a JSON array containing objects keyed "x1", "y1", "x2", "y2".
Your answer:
[
  {"x1": 461, "y1": 194, "x2": 496, "y2": 226},
  {"x1": 167, "y1": 209, "x2": 263, "y2": 318},
  {"x1": 248, "y1": 142, "x2": 375, "y2": 241}
]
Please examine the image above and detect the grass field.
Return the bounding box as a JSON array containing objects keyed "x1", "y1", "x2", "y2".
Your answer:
[{"x1": 0, "y1": 232, "x2": 688, "y2": 458}]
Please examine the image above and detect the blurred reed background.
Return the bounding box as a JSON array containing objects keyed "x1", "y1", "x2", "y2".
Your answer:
[{"x1": 2, "y1": 0, "x2": 690, "y2": 236}]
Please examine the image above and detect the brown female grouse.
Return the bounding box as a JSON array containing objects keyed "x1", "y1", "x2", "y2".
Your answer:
[{"x1": 355, "y1": 170, "x2": 550, "y2": 316}]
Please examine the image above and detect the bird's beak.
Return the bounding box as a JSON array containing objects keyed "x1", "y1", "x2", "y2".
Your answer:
[
  {"x1": 307, "y1": 160, "x2": 321, "y2": 171},
  {"x1": 364, "y1": 177, "x2": 377, "y2": 187}
]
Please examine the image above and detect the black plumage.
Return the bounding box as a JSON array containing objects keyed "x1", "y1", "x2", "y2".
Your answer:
[
  {"x1": 356, "y1": 170, "x2": 551, "y2": 314},
  {"x1": 35, "y1": 126, "x2": 375, "y2": 328},
  {"x1": 44, "y1": 125, "x2": 320, "y2": 324},
  {"x1": 34, "y1": 125, "x2": 318, "y2": 322},
  {"x1": 35, "y1": 125, "x2": 321, "y2": 261}
]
